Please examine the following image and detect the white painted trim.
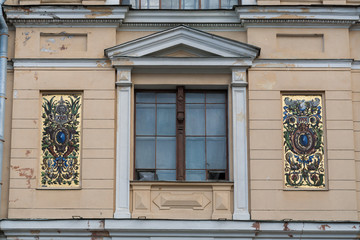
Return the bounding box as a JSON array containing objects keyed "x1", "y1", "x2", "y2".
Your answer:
[
  {"x1": 352, "y1": 60, "x2": 360, "y2": 70},
  {"x1": 12, "y1": 59, "x2": 351, "y2": 70},
  {"x1": 4, "y1": 6, "x2": 129, "y2": 20},
  {"x1": 253, "y1": 59, "x2": 353, "y2": 68},
  {"x1": 12, "y1": 59, "x2": 112, "y2": 69},
  {"x1": 105, "y1": 25, "x2": 260, "y2": 59},
  {"x1": 123, "y1": 10, "x2": 239, "y2": 23},
  {"x1": 232, "y1": 69, "x2": 249, "y2": 220},
  {"x1": 118, "y1": 23, "x2": 245, "y2": 32},
  {"x1": 114, "y1": 68, "x2": 132, "y2": 219},
  {"x1": 10, "y1": 22, "x2": 121, "y2": 28},
  {"x1": 236, "y1": 6, "x2": 360, "y2": 21},
  {"x1": 111, "y1": 57, "x2": 253, "y2": 68},
  {"x1": 1, "y1": 219, "x2": 359, "y2": 239},
  {"x1": 243, "y1": 21, "x2": 354, "y2": 29}
]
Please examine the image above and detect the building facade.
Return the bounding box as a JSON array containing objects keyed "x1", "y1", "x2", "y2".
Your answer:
[{"x1": 0, "y1": 0, "x2": 360, "y2": 239}]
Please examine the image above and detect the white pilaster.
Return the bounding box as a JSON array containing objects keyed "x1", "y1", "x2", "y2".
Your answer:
[
  {"x1": 231, "y1": 68, "x2": 250, "y2": 220},
  {"x1": 114, "y1": 67, "x2": 132, "y2": 219}
]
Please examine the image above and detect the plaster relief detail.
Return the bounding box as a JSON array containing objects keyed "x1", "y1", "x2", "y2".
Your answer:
[
  {"x1": 134, "y1": 192, "x2": 148, "y2": 210},
  {"x1": 153, "y1": 193, "x2": 210, "y2": 210},
  {"x1": 118, "y1": 71, "x2": 131, "y2": 81},
  {"x1": 215, "y1": 192, "x2": 229, "y2": 210}
]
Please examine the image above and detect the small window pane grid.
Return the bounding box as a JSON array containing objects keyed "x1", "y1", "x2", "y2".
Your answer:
[
  {"x1": 121, "y1": 0, "x2": 240, "y2": 9},
  {"x1": 282, "y1": 94, "x2": 326, "y2": 189},
  {"x1": 135, "y1": 89, "x2": 228, "y2": 181}
]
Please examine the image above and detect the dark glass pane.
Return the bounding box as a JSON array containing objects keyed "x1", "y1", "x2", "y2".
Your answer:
[
  {"x1": 157, "y1": 104, "x2": 176, "y2": 135},
  {"x1": 185, "y1": 137, "x2": 205, "y2": 169},
  {"x1": 207, "y1": 137, "x2": 226, "y2": 169},
  {"x1": 121, "y1": 0, "x2": 131, "y2": 4},
  {"x1": 138, "y1": 171, "x2": 157, "y2": 181},
  {"x1": 135, "y1": 137, "x2": 155, "y2": 169},
  {"x1": 156, "y1": 137, "x2": 176, "y2": 169},
  {"x1": 206, "y1": 104, "x2": 226, "y2": 135},
  {"x1": 157, "y1": 93, "x2": 176, "y2": 103},
  {"x1": 157, "y1": 170, "x2": 176, "y2": 181},
  {"x1": 136, "y1": 92, "x2": 155, "y2": 103},
  {"x1": 186, "y1": 93, "x2": 205, "y2": 103},
  {"x1": 206, "y1": 93, "x2": 226, "y2": 103},
  {"x1": 186, "y1": 170, "x2": 206, "y2": 181},
  {"x1": 208, "y1": 171, "x2": 226, "y2": 180},
  {"x1": 136, "y1": 104, "x2": 155, "y2": 135},
  {"x1": 185, "y1": 104, "x2": 205, "y2": 135}
]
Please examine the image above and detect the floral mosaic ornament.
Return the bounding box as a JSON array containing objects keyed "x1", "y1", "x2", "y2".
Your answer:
[
  {"x1": 40, "y1": 94, "x2": 82, "y2": 188},
  {"x1": 282, "y1": 95, "x2": 325, "y2": 189}
]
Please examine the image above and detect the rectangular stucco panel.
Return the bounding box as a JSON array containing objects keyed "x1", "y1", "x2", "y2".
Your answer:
[
  {"x1": 15, "y1": 28, "x2": 116, "y2": 58},
  {"x1": 248, "y1": 28, "x2": 350, "y2": 59}
]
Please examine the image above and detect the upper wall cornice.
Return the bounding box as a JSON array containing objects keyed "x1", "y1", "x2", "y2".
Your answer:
[
  {"x1": 236, "y1": 6, "x2": 359, "y2": 21},
  {"x1": 4, "y1": 5, "x2": 129, "y2": 26},
  {"x1": 4, "y1": 5, "x2": 360, "y2": 27}
]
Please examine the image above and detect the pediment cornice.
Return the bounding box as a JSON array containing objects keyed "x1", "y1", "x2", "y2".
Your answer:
[{"x1": 105, "y1": 25, "x2": 260, "y2": 60}]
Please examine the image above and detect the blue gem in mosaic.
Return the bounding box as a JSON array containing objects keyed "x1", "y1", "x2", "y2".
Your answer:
[{"x1": 56, "y1": 131, "x2": 66, "y2": 144}]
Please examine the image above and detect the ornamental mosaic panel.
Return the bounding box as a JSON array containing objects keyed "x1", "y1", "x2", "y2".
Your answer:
[
  {"x1": 40, "y1": 93, "x2": 82, "y2": 188},
  {"x1": 282, "y1": 95, "x2": 325, "y2": 189}
]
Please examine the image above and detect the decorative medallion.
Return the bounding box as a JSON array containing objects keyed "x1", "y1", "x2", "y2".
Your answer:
[
  {"x1": 282, "y1": 95, "x2": 325, "y2": 189},
  {"x1": 40, "y1": 94, "x2": 82, "y2": 188}
]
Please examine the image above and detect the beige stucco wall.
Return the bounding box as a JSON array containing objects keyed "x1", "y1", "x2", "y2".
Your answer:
[
  {"x1": 352, "y1": 71, "x2": 360, "y2": 220},
  {"x1": 4, "y1": 15, "x2": 360, "y2": 221},
  {"x1": 8, "y1": 69, "x2": 116, "y2": 218},
  {"x1": 1, "y1": 70, "x2": 14, "y2": 218},
  {"x1": 248, "y1": 68, "x2": 358, "y2": 221}
]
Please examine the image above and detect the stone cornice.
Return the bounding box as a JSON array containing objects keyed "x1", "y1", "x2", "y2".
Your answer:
[
  {"x1": 4, "y1": 5, "x2": 128, "y2": 26},
  {"x1": 5, "y1": 5, "x2": 360, "y2": 27},
  {"x1": 123, "y1": 10, "x2": 239, "y2": 23},
  {"x1": 242, "y1": 19, "x2": 355, "y2": 28},
  {"x1": 1, "y1": 219, "x2": 360, "y2": 239},
  {"x1": 236, "y1": 6, "x2": 360, "y2": 21}
]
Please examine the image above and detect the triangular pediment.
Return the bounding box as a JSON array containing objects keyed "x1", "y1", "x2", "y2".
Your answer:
[
  {"x1": 147, "y1": 44, "x2": 219, "y2": 58},
  {"x1": 105, "y1": 25, "x2": 260, "y2": 59}
]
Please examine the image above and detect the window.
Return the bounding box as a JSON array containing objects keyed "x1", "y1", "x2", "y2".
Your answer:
[
  {"x1": 135, "y1": 87, "x2": 228, "y2": 181},
  {"x1": 121, "y1": 0, "x2": 240, "y2": 9}
]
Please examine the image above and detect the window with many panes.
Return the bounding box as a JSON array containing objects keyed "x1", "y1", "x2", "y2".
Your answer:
[
  {"x1": 121, "y1": 0, "x2": 240, "y2": 9},
  {"x1": 135, "y1": 87, "x2": 228, "y2": 181}
]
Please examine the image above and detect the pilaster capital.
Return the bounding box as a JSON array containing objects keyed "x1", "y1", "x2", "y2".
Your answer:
[
  {"x1": 116, "y1": 67, "x2": 133, "y2": 87},
  {"x1": 231, "y1": 68, "x2": 248, "y2": 87}
]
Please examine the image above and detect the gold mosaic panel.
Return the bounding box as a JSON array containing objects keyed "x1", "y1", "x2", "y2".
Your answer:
[
  {"x1": 40, "y1": 93, "x2": 82, "y2": 188},
  {"x1": 282, "y1": 94, "x2": 325, "y2": 189}
]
